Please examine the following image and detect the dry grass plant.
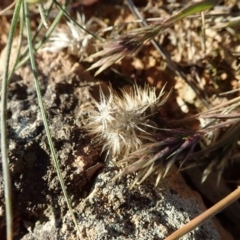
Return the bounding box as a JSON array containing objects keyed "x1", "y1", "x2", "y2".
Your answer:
[{"x1": 1, "y1": 0, "x2": 240, "y2": 239}]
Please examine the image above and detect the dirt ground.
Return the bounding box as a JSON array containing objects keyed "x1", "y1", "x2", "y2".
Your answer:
[{"x1": 0, "y1": 0, "x2": 240, "y2": 239}]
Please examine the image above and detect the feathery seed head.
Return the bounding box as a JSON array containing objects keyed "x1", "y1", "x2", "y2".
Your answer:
[
  {"x1": 42, "y1": 13, "x2": 97, "y2": 60},
  {"x1": 85, "y1": 83, "x2": 169, "y2": 157}
]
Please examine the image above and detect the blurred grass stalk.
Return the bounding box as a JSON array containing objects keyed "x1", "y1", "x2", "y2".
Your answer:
[{"x1": 1, "y1": 1, "x2": 23, "y2": 239}]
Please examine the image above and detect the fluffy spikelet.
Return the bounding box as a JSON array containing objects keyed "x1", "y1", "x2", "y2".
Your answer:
[
  {"x1": 42, "y1": 13, "x2": 97, "y2": 60},
  {"x1": 85, "y1": 83, "x2": 169, "y2": 157}
]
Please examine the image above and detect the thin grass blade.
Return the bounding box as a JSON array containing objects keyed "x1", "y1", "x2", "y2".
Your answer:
[
  {"x1": 23, "y1": 1, "x2": 81, "y2": 237},
  {"x1": 1, "y1": 1, "x2": 23, "y2": 239}
]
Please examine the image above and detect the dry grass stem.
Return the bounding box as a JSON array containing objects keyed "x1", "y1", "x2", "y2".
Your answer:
[{"x1": 165, "y1": 186, "x2": 240, "y2": 240}]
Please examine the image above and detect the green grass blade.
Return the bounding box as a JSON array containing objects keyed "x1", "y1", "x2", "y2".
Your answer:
[
  {"x1": 17, "y1": 0, "x2": 55, "y2": 61},
  {"x1": 0, "y1": 4, "x2": 24, "y2": 97},
  {"x1": 165, "y1": 0, "x2": 219, "y2": 25},
  {"x1": 53, "y1": 0, "x2": 101, "y2": 40},
  {"x1": 7, "y1": 6, "x2": 25, "y2": 81},
  {"x1": 1, "y1": 1, "x2": 23, "y2": 239},
  {"x1": 34, "y1": 0, "x2": 70, "y2": 50},
  {"x1": 23, "y1": 1, "x2": 81, "y2": 237},
  {"x1": 1, "y1": 0, "x2": 56, "y2": 84},
  {"x1": 16, "y1": 0, "x2": 70, "y2": 69}
]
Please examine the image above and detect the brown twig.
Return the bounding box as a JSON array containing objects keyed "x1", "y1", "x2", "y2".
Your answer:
[{"x1": 165, "y1": 186, "x2": 240, "y2": 240}]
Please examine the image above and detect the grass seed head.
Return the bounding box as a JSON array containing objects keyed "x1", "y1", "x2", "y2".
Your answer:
[
  {"x1": 87, "y1": 24, "x2": 163, "y2": 75},
  {"x1": 112, "y1": 129, "x2": 204, "y2": 187},
  {"x1": 42, "y1": 13, "x2": 96, "y2": 60},
  {"x1": 85, "y1": 83, "x2": 169, "y2": 157}
]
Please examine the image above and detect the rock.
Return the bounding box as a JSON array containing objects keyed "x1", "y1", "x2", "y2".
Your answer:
[{"x1": 72, "y1": 166, "x2": 231, "y2": 240}]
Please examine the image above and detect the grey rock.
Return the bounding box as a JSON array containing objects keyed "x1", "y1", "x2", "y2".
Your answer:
[{"x1": 74, "y1": 166, "x2": 224, "y2": 240}]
